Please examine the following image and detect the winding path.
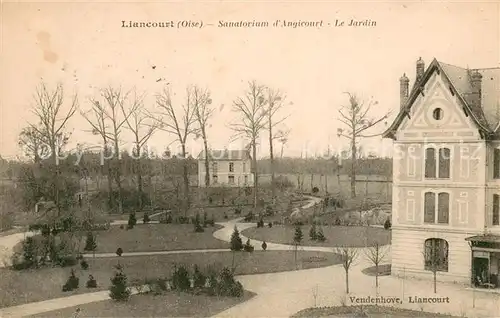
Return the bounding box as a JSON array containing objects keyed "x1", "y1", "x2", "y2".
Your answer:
[{"x1": 0, "y1": 196, "x2": 499, "y2": 317}]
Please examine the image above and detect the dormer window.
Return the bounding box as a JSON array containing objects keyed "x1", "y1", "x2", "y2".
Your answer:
[{"x1": 425, "y1": 147, "x2": 450, "y2": 179}]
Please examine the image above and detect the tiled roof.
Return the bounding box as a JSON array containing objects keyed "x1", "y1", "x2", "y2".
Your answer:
[
  {"x1": 383, "y1": 58, "x2": 500, "y2": 138},
  {"x1": 197, "y1": 149, "x2": 251, "y2": 160}
]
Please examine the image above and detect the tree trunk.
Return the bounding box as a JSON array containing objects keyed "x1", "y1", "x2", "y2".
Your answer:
[
  {"x1": 182, "y1": 144, "x2": 190, "y2": 216},
  {"x1": 105, "y1": 163, "x2": 114, "y2": 211},
  {"x1": 350, "y1": 138, "x2": 356, "y2": 198},
  {"x1": 269, "y1": 121, "x2": 276, "y2": 202},
  {"x1": 136, "y1": 143, "x2": 143, "y2": 211},
  {"x1": 375, "y1": 263, "x2": 379, "y2": 288},
  {"x1": 252, "y1": 140, "x2": 258, "y2": 210},
  {"x1": 434, "y1": 270, "x2": 437, "y2": 293},
  {"x1": 203, "y1": 136, "x2": 210, "y2": 187},
  {"x1": 345, "y1": 269, "x2": 350, "y2": 294},
  {"x1": 325, "y1": 174, "x2": 328, "y2": 193}
]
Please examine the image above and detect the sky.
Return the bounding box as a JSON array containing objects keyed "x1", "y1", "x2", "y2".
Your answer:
[{"x1": 1, "y1": 1, "x2": 499, "y2": 161}]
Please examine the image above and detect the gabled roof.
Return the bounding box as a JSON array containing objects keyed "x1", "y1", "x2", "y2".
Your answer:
[
  {"x1": 197, "y1": 149, "x2": 251, "y2": 160},
  {"x1": 383, "y1": 58, "x2": 500, "y2": 139}
]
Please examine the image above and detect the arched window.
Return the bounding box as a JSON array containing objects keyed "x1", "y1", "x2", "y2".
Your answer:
[
  {"x1": 424, "y1": 191, "x2": 449, "y2": 224},
  {"x1": 424, "y1": 238, "x2": 448, "y2": 272},
  {"x1": 425, "y1": 148, "x2": 436, "y2": 178},
  {"x1": 425, "y1": 147, "x2": 450, "y2": 179}
]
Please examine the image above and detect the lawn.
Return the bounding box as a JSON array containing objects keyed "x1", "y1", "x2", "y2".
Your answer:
[
  {"x1": 362, "y1": 264, "x2": 391, "y2": 276},
  {"x1": 91, "y1": 223, "x2": 229, "y2": 253},
  {"x1": 292, "y1": 305, "x2": 461, "y2": 317},
  {"x1": 32, "y1": 291, "x2": 255, "y2": 317},
  {"x1": 0, "y1": 250, "x2": 341, "y2": 308},
  {"x1": 242, "y1": 225, "x2": 391, "y2": 247}
]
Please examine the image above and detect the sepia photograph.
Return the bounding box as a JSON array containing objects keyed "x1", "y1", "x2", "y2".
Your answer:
[{"x1": 0, "y1": 1, "x2": 499, "y2": 317}]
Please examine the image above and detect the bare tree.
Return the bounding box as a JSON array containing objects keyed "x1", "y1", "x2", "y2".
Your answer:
[
  {"x1": 192, "y1": 86, "x2": 214, "y2": 188},
  {"x1": 82, "y1": 87, "x2": 136, "y2": 213},
  {"x1": 153, "y1": 85, "x2": 198, "y2": 216},
  {"x1": 120, "y1": 91, "x2": 158, "y2": 210},
  {"x1": 231, "y1": 81, "x2": 268, "y2": 210},
  {"x1": 27, "y1": 82, "x2": 77, "y2": 214},
  {"x1": 422, "y1": 243, "x2": 448, "y2": 294},
  {"x1": 277, "y1": 128, "x2": 290, "y2": 159},
  {"x1": 265, "y1": 88, "x2": 289, "y2": 202},
  {"x1": 81, "y1": 98, "x2": 114, "y2": 211},
  {"x1": 335, "y1": 246, "x2": 359, "y2": 294},
  {"x1": 18, "y1": 126, "x2": 49, "y2": 163},
  {"x1": 336, "y1": 93, "x2": 389, "y2": 198},
  {"x1": 364, "y1": 243, "x2": 389, "y2": 292}
]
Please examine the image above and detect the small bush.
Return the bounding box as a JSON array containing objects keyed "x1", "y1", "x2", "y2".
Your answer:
[
  {"x1": 224, "y1": 213, "x2": 228, "y2": 219},
  {"x1": 312, "y1": 187, "x2": 319, "y2": 194},
  {"x1": 171, "y1": 264, "x2": 191, "y2": 291},
  {"x1": 193, "y1": 265, "x2": 206, "y2": 289},
  {"x1": 86, "y1": 274, "x2": 97, "y2": 288},
  {"x1": 234, "y1": 207, "x2": 242, "y2": 215},
  {"x1": 384, "y1": 219, "x2": 392, "y2": 230},
  {"x1": 62, "y1": 269, "x2": 80, "y2": 292},
  {"x1": 256, "y1": 219, "x2": 264, "y2": 228},
  {"x1": 109, "y1": 264, "x2": 130, "y2": 301},
  {"x1": 217, "y1": 267, "x2": 243, "y2": 297},
  {"x1": 243, "y1": 213, "x2": 253, "y2": 222},
  {"x1": 116, "y1": 247, "x2": 123, "y2": 257},
  {"x1": 208, "y1": 216, "x2": 215, "y2": 226},
  {"x1": 143, "y1": 213, "x2": 150, "y2": 224},
  {"x1": 84, "y1": 231, "x2": 97, "y2": 252},
  {"x1": 316, "y1": 228, "x2": 326, "y2": 242},
  {"x1": 268, "y1": 222, "x2": 273, "y2": 228},
  {"x1": 243, "y1": 239, "x2": 254, "y2": 252},
  {"x1": 119, "y1": 224, "x2": 124, "y2": 229},
  {"x1": 230, "y1": 226, "x2": 243, "y2": 251},
  {"x1": 127, "y1": 212, "x2": 137, "y2": 229},
  {"x1": 194, "y1": 222, "x2": 205, "y2": 232},
  {"x1": 309, "y1": 224, "x2": 317, "y2": 241},
  {"x1": 261, "y1": 241, "x2": 267, "y2": 251},
  {"x1": 335, "y1": 217, "x2": 341, "y2": 226},
  {"x1": 58, "y1": 256, "x2": 78, "y2": 268},
  {"x1": 80, "y1": 259, "x2": 89, "y2": 270}
]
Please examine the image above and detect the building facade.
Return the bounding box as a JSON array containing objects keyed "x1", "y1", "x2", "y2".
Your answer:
[
  {"x1": 197, "y1": 149, "x2": 253, "y2": 187},
  {"x1": 383, "y1": 58, "x2": 500, "y2": 287}
]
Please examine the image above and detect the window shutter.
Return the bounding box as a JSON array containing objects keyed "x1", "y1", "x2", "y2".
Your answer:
[
  {"x1": 424, "y1": 192, "x2": 436, "y2": 223},
  {"x1": 425, "y1": 148, "x2": 436, "y2": 178}
]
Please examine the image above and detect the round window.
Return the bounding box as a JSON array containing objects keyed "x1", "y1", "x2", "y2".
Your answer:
[{"x1": 432, "y1": 108, "x2": 443, "y2": 120}]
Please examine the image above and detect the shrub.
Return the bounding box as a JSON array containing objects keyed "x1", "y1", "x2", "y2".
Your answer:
[
  {"x1": 316, "y1": 227, "x2": 326, "y2": 242},
  {"x1": 384, "y1": 219, "x2": 392, "y2": 230},
  {"x1": 293, "y1": 225, "x2": 303, "y2": 245},
  {"x1": 265, "y1": 205, "x2": 273, "y2": 216},
  {"x1": 193, "y1": 265, "x2": 206, "y2": 289},
  {"x1": 256, "y1": 219, "x2": 264, "y2": 228},
  {"x1": 171, "y1": 264, "x2": 191, "y2": 291},
  {"x1": 86, "y1": 274, "x2": 97, "y2": 288},
  {"x1": 62, "y1": 269, "x2": 80, "y2": 292},
  {"x1": 127, "y1": 212, "x2": 137, "y2": 229},
  {"x1": 234, "y1": 207, "x2": 242, "y2": 215},
  {"x1": 143, "y1": 213, "x2": 150, "y2": 224},
  {"x1": 243, "y1": 213, "x2": 253, "y2": 222},
  {"x1": 84, "y1": 231, "x2": 97, "y2": 252},
  {"x1": 224, "y1": 212, "x2": 228, "y2": 219},
  {"x1": 312, "y1": 187, "x2": 319, "y2": 194},
  {"x1": 57, "y1": 256, "x2": 78, "y2": 268},
  {"x1": 194, "y1": 212, "x2": 204, "y2": 233},
  {"x1": 21, "y1": 236, "x2": 38, "y2": 269},
  {"x1": 80, "y1": 259, "x2": 89, "y2": 270},
  {"x1": 261, "y1": 241, "x2": 267, "y2": 251},
  {"x1": 208, "y1": 216, "x2": 215, "y2": 226},
  {"x1": 243, "y1": 239, "x2": 254, "y2": 252},
  {"x1": 206, "y1": 268, "x2": 218, "y2": 296},
  {"x1": 268, "y1": 222, "x2": 273, "y2": 228},
  {"x1": 116, "y1": 247, "x2": 123, "y2": 257},
  {"x1": 119, "y1": 224, "x2": 124, "y2": 229},
  {"x1": 309, "y1": 224, "x2": 317, "y2": 241},
  {"x1": 230, "y1": 226, "x2": 243, "y2": 251},
  {"x1": 109, "y1": 264, "x2": 130, "y2": 301},
  {"x1": 217, "y1": 267, "x2": 244, "y2": 297}
]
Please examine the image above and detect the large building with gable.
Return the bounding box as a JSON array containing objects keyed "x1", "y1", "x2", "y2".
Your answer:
[{"x1": 383, "y1": 57, "x2": 500, "y2": 287}]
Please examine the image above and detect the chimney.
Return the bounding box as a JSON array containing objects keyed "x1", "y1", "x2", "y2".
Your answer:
[
  {"x1": 416, "y1": 57, "x2": 425, "y2": 83},
  {"x1": 470, "y1": 70, "x2": 483, "y2": 107},
  {"x1": 400, "y1": 73, "x2": 410, "y2": 109}
]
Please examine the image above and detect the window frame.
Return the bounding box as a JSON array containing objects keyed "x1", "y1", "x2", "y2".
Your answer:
[
  {"x1": 229, "y1": 162, "x2": 234, "y2": 173},
  {"x1": 423, "y1": 190, "x2": 450, "y2": 225},
  {"x1": 228, "y1": 175, "x2": 235, "y2": 185},
  {"x1": 493, "y1": 194, "x2": 500, "y2": 226},
  {"x1": 424, "y1": 238, "x2": 449, "y2": 272},
  {"x1": 424, "y1": 146, "x2": 451, "y2": 179}
]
